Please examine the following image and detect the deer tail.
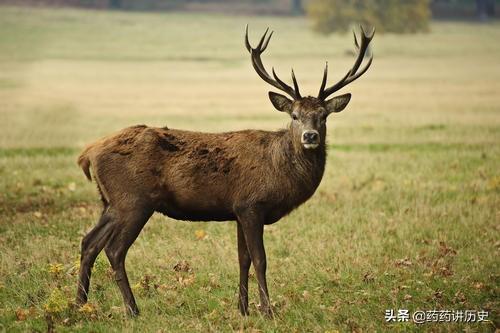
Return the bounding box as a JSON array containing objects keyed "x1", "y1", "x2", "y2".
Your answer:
[{"x1": 77, "y1": 148, "x2": 92, "y2": 181}]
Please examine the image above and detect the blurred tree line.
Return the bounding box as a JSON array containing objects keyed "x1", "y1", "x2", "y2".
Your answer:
[
  {"x1": 68, "y1": 0, "x2": 304, "y2": 13},
  {"x1": 308, "y1": 0, "x2": 431, "y2": 34},
  {"x1": 5, "y1": 0, "x2": 496, "y2": 31},
  {"x1": 307, "y1": 0, "x2": 497, "y2": 34},
  {"x1": 432, "y1": 0, "x2": 496, "y2": 19}
]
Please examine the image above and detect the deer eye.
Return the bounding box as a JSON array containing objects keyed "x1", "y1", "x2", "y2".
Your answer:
[{"x1": 291, "y1": 113, "x2": 298, "y2": 120}]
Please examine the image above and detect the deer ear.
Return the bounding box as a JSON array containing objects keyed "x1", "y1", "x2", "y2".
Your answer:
[
  {"x1": 325, "y1": 93, "x2": 351, "y2": 114},
  {"x1": 269, "y1": 92, "x2": 293, "y2": 113}
]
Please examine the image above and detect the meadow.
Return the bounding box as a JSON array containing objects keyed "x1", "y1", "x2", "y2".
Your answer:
[{"x1": 0, "y1": 5, "x2": 499, "y2": 332}]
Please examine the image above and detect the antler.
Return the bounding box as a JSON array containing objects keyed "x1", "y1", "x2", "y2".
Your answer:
[
  {"x1": 245, "y1": 25, "x2": 302, "y2": 100},
  {"x1": 318, "y1": 25, "x2": 375, "y2": 100}
]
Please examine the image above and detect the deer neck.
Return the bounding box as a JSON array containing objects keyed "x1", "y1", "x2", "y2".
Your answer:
[{"x1": 273, "y1": 125, "x2": 327, "y2": 191}]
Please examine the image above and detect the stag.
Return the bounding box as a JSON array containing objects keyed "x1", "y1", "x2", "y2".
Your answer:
[{"x1": 75, "y1": 26, "x2": 374, "y2": 316}]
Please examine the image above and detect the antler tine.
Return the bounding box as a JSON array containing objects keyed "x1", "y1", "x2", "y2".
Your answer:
[
  {"x1": 349, "y1": 26, "x2": 373, "y2": 76},
  {"x1": 256, "y1": 28, "x2": 269, "y2": 49},
  {"x1": 318, "y1": 25, "x2": 375, "y2": 100},
  {"x1": 245, "y1": 26, "x2": 301, "y2": 99},
  {"x1": 245, "y1": 24, "x2": 251, "y2": 52},
  {"x1": 318, "y1": 62, "x2": 328, "y2": 98},
  {"x1": 291, "y1": 69, "x2": 301, "y2": 98},
  {"x1": 245, "y1": 25, "x2": 274, "y2": 53},
  {"x1": 262, "y1": 30, "x2": 273, "y2": 51},
  {"x1": 270, "y1": 68, "x2": 299, "y2": 99}
]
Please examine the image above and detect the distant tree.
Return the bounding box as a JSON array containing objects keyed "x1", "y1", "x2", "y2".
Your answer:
[
  {"x1": 307, "y1": 0, "x2": 431, "y2": 34},
  {"x1": 292, "y1": 0, "x2": 303, "y2": 15},
  {"x1": 109, "y1": 0, "x2": 122, "y2": 9},
  {"x1": 476, "y1": 0, "x2": 495, "y2": 20}
]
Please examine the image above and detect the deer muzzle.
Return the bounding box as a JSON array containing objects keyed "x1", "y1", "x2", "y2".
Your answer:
[{"x1": 301, "y1": 130, "x2": 320, "y2": 149}]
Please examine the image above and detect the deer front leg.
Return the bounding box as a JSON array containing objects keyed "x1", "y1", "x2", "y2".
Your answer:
[
  {"x1": 237, "y1": 222, "x2": 251, "y2": 315},
  {"x1": 237, "y1": 208, "x2": 272, "y2": 317}
]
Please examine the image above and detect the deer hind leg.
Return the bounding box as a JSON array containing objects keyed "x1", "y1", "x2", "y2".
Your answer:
[
  {"x1": 76, "y1": 208, "x2": 114, "y2": 305},
  {"x1": 104, "y1": 207, "x2": 153, "y2": 316}
]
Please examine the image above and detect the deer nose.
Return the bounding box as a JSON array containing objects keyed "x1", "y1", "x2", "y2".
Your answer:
[{"x1": 302, "y1": 131, "x2": 319, "y2": 143}]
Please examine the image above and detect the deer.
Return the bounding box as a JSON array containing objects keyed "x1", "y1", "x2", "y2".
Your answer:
[{"x1": 75, "y1": 25, "x2": 374, "y2": 317}]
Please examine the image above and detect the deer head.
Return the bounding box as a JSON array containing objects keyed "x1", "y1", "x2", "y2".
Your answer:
[{"x1": 245, "y1": 25, "x2": 375, "y2": 149}]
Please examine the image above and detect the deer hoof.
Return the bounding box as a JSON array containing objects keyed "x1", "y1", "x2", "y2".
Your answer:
[
  {"x1": 259, "y1": 305, "x2": 274, "y2": 318},
  {"x1": 126, "y1": 305, "x2": 140, "y2": 317}
]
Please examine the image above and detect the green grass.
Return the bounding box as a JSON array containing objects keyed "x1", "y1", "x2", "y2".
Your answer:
[{"x1": 0, "y1": 5, "x2": 499, "y2": 332}]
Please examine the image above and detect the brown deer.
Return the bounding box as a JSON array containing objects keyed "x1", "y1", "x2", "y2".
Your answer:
[{"x1": 75, "y1": 26, "x2": 374, "y2": 317}]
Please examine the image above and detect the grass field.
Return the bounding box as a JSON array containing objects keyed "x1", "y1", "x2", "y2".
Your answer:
[{"x1": 0, "y1": 5, "x2": 499, "y2": 332}]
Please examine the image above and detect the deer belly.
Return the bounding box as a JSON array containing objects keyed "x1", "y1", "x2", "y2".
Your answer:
[
  {"x1": 264, "y1": 203, "x2": 297, "y2": 224},
  {"x1": 155, "y1": 192, "x2": 235, "y2": 222}
]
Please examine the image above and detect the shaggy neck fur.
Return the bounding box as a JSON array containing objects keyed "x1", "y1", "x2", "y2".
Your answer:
[{"x1": 270, "y1": 123, "x2": 327, "y2": 196}]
